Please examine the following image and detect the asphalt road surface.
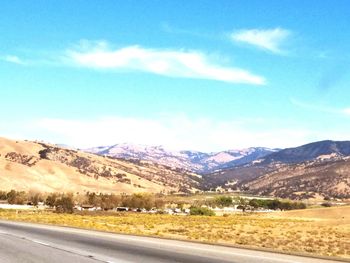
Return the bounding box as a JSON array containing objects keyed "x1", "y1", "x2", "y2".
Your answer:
[{"x1": 0, "y1": 220, "x2": 346, "y2": 263}]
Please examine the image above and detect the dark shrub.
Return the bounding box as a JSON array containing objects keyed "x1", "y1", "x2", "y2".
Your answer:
[
  {"x1": 55, "y1": 196, "x2": 74, "y2": 213},
  {"x1": 190, "y1": 207, "x2": 215, "y2": 216}
]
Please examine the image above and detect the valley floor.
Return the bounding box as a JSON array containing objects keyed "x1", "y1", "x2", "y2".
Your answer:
[{"x1": 0, "y1": 206, "x2": 349, "y2": 260}]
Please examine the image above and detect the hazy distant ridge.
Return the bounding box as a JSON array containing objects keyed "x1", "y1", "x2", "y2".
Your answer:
[
  {"x1": 85, "y1": 144, "x2": 278, "y2": 173},
  {"x1": 204, "y1": 140, "x2": 350, "y2": 199}
]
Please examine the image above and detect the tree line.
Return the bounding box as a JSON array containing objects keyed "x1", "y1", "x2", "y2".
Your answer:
[
  {"x1": 0, "y1": 190, "x2": 306, "y2": 214},
  {"x1": 0, "y1": 190, "x2": 166, "y2": 213},
  {"x1": 193, "y1": 195, "x2": 306, "y2": 211}
]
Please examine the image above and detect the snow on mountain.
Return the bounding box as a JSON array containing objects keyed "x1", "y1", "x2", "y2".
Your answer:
[
  {"x1": 205, "y1": 152, "x2": 240, "y2": 163},
  {"x1": 85, "y1": 144, "x2": 278, "y2": 174}
]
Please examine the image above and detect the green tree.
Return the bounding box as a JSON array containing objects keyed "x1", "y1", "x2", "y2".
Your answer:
[
  {"x1": 0, "y1": 191, "x2": 7, "y2": 200},
  {"x1": 235, "y1": 197, "x2": 249, "y2": 212},
  {"x1": 55, "y1": 195, "x2": 74, "y2": 213},
  {"x1": 87, "y1": 192, "x2": 99, "y2": 206},
  {"x1": 248, "y1": 199, "x2": 260, "y2": 210},
  {"x1": 29, "y1": 192, "x2": 43, "y2": 206},
  {"x1": 128, "y1": 193, "x2": 155, "y2": 210},
  {"x1": 7, "y1": 190, "x2": 26, "y2": 205},
  {"x1": 6, "y1": 190, "x2": 17, "y2": 204},
  {"x1": 267, "y1": 199, "x2": 281, "y2": 210},
  {"x1": 46, "y1": 193, "x2": 58, "y2": 207},
  {"x1": 190, "y1": 207, "x2": 215, "y2": 216},
  {"x1": 215, "y1": 196, "x2": 233, "y2": 207}
]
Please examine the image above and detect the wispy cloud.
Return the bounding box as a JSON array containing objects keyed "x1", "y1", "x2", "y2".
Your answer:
[
  {"x1": 230, "y1": 28, "x2": 291, "y2": 54},
  {"x1": 1, "y1": 55, "x2": 26, "y2": 65},
  {"x1": 290, "y1": 98, "x2": 350, "y2": 116},
  {"x1": 65, "y1": 41, "x2": 265, "y2": 85}
]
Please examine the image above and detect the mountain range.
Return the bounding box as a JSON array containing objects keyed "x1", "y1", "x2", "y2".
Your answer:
[
  {"x1": 1, "y1": 137, "x2": 350, "y2": 199},
  {"x1": 85, "y1": 144, "x2": 278, "y2": 173},
  {"x1": 203, "y1": 140, "x2": 350, "y2": 199}
]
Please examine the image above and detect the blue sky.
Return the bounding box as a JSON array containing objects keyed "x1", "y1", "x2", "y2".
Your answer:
[{"x1": 1, "y1": 0, "x2": 350, "y2": 151}]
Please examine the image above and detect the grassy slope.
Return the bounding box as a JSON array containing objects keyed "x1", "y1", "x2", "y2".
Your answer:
[
  {"x1": 271, "y1": 206, "x2": 350, "y2": 220},
  {"x1": 0, "y1": 137, "x2": 202, "y2": 194},
  {"x1": 0, "y1": 206, "x2": 349, "y2": 259}
]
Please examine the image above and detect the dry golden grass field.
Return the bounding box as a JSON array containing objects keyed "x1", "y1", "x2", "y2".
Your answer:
[{"x1": 0, "y1": 206, "x2": 349, "y2": 259}]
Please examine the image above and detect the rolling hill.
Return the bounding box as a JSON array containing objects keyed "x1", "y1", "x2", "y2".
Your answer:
[
  {"x1": 203, "y1": 140, "x2": 350, "y2": 199},
  {"x1": 259, "y1": 140, "x2": 350, "y2": 164},
  {"x1": 243, "y1": 157, "x2": 350, "y2": 199},
  {"x1": 0, "y1": 137, "x2": 201, "y2": 194},
  {"x1": 2, "y1": 137, "x2": 350, "y2": 200}
]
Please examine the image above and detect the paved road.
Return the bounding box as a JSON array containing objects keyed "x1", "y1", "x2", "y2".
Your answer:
[{"x1": 0, "y1": 220, "x2": 346, "y2": 263}]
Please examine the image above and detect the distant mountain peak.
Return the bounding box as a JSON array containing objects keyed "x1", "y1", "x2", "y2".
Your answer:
[
  {"x1": 84, "y1": 143, "x2": 277, "y2": 173},
  {"x1": 259, "y1": 140, "x2": 350, "y2": 165}
]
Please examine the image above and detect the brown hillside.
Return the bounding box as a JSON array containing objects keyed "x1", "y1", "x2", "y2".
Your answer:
[
  {"x1": 203, "y1": 157, "x2": 350, "y2": 199},
  {"x1": 0, "y1": 137, "x2": 201, "y2": 194},
  {"x1": 244, "y1": 158, "x2": 350, "y2": 199}
]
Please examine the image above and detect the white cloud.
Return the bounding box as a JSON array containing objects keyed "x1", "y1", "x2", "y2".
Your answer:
[
  {"x1": 3, "y1": 113, "x2": 350, "y2": 152},
  {"x1": 2, "y1": 55, "x2": 26, "y2": 65},
  {"x1": 230, "y1": 28, "x2": 291, "y2": 54},
  {"x1": 12, "y1": 115, "x2": 316, "y2": 152},
  {"x1": 65, "y1": 42, "x2": 265, "y2": 85}
]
